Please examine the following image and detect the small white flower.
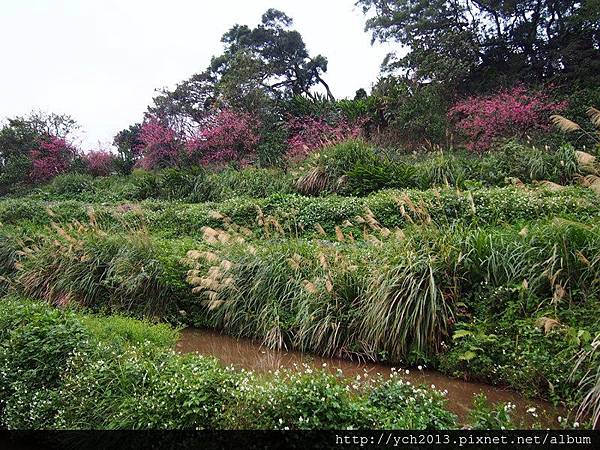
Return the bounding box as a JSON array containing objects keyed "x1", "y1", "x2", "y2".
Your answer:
[{"x1": 418, "y1": 365, "x2": 423, "y2": 371}]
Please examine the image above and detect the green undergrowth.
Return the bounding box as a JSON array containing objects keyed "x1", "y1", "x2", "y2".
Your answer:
[
  {"x1": 1, "y1": 185, "x2": 597, "y2": 240},
  {"x1": 7, "y1": 139, "x2": 590, "y2": 203},
  {"x1": 0, "y1": 296, "x2": 465, "y2": 430}
]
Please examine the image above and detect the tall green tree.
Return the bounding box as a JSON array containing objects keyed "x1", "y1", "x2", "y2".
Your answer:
[
  {"x1": 358, "y1": 0, "x2": 600, "y2": 90},
  {"x1": 148, "y1": 9, "x2": 334, "y2": 132}
]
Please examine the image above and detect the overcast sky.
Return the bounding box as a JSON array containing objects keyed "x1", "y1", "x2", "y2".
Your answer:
[{"x1": 0, "y1": 0, "x2": 397, "y2": 149}]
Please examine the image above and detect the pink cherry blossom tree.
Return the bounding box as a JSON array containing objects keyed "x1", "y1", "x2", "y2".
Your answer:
[
  {"x1": 136, "y1": 120, "x2": 180, "y2": 170},
  {"x1": 83, "y1": 150, "x2": 116, "y2": 176},
  {"x1": 187, "y1": 109, "x2": 260, "y2": 166},
  {"x1": 286, "y1": 116, "x2": 364, "y2": 160},
  {"x1": 30, "y1": 136, "x2": 77, "y2": 183},
  {"x1": 448, "y1": 85, "x2": 567, "y2": 152}
]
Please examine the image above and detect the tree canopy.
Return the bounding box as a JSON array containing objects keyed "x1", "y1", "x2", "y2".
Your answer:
[
  {"x1": 147, "y1": 9, "x2": 333, "y2": 134},
  {"x1": 358, "y1": 0, "x2": 600, "y2": 91}
]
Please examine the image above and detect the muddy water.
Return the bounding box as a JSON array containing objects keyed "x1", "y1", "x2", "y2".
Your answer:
[{"x1": 177, "y1": 328, "x2": 564, "y2": 427}]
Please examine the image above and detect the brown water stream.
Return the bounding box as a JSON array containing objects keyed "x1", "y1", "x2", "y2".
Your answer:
[{"x1": 177, "y1": 328, "x2": 566, "y2": 427}]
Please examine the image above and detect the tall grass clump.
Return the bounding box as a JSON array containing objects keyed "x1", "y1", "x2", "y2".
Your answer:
[
  {"x1": 359, "y1": 244, "x2": 462, "y2": 362},
  {"x1": 0, "y1": 234, "x2": 17, "y2": 294},
  {"x1": 573, "y1": 336, "x2": 600, "y2": 428},
  {"x1": 15, "y1": 222, "x2": 178, "y2": 316},
  {"x1": 295, "y1": 139, "x2": 379, "y2": 196}
]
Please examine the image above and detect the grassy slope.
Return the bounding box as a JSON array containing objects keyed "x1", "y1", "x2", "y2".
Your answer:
[{"x1": 0, "y1": 141, "x2": 598, "y2": 419}]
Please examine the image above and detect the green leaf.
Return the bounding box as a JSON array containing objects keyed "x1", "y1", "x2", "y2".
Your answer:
[
  {"x1": 459, "y1": 350, "x2": 477, "y2": 361},
  {"x1": 453, "y1": 329, "x2": 473, "y2": 339}
]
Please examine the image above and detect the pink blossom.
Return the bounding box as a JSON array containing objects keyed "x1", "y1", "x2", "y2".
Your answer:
[
  {"x1": 136, "y1": 120, "x2": 180, "y2": 170},
  {"x1": 187, "y1": 109, "x2": 260, "y2": 166},
  {"x1": 30, "y1": 136, "x2": 77, "y2": 183},
  {"x1": 286, "y1": 116, "x2": 364, "y2": 161},
  {"x1": 83, "y1": 150, "x2": 116, "y2": 176},
  {"x1": 448, "y1": 85, "x2": 567, "y2": 152}
]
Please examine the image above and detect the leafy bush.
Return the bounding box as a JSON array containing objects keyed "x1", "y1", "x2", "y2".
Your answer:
[
  {"x1": 48, "y1": 173, "x2": 95, "y2": 197},
  {"x1": 369, "y1": 77, "x2": 449, "y2": 149},
  {"x1": 0, "y1": 297, "x2": 462, "y2": 430},
  {"x1": 468, "y1": 394, "x2": 517, "y2": 430},
  {"x1": 368, "y1": 378, "x2": 456, "y2": 429},
  {"x1": 0, "y1": 297, "x2": 89, "y2": 428}
]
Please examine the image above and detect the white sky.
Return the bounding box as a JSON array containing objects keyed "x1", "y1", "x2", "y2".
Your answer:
[{"x1": 0, "y1": 0, "x2": 396, "y2": 150}]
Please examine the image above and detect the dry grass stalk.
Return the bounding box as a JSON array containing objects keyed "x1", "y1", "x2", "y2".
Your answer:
[
  {"x1": 314, "y1": 223, "x2": 326, "y2": 236},
  {"x1": 551, "y1": 114, "x2": 582, "y2": 132},
  {"x1": 535, "y1": 316, "x2": 560, "y2": 334},
  {"x1": 334, "y1": 226, "x2": 345, "y2": 242}
]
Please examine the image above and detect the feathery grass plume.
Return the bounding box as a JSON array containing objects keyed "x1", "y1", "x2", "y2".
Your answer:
[
  {"x1": 552, "y1": 107, "x2": 600, "y2": 144},
  {"x1": 394, "y1": 228, "x2": 406, "y2": 240},
  {"x1": 314, "y1": 223, "x2": 326, "y2": 236},
  {"x1": 296, "y1": 166, "x2": 330, "y2": 196},
  {"x1": 466, "y1": 192, "x2": 476, "y2": 214},
  {"x1": 363, "y1": 208, "x2": 381, "y2": 231},
  {"x1": 535, "y1": 316, "x2": 560, "y2": 334},
  {"x1": 334, "y1": 226, "x2": 345, "y2": 242},
  {"x1": 534, "y1": 180, "x2": 564, "y2": 191},
  {"x1": 575, "y1": 151, "x2": 598, "y2": 174},
  {"x1": 550, "y1": 114, "x2": 582, "y2": 132},
  {"x1": 588, "y1": 107, "x2": 600, "y2": 128},
  {"x1": 572, "y1": 336, "x2": 600, "y2": 429}
]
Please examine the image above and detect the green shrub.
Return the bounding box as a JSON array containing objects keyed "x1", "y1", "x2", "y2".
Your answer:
[
  {"x1": 156, "y1": 168, "x2": 195, "y2": 200},
  {"x1": 224, "y1": 369, "x2": 370, "y2": 429},
  {"x1": 48, "y1": 173, "x2": 95, "y2": 197},
  {"x1": 0, "y1": 298, "x2": 462, "y2": 430},
  {"x1": 368, "y1": 378, "x2": 457, "y2": 429},
  {"x1": 468, "y1": 394, "x2": 517, "y2": 430},
  {"x1": 55, "y1": 345, "x2": 237, "y2": 429},
  {"x1": 0, "y1": 297, "x2": 90, "y2": 428}
]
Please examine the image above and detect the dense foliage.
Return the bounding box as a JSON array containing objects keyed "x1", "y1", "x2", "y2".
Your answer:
[{"x1": 358, "y1": 0, "x2": 600, "y2": 90}]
